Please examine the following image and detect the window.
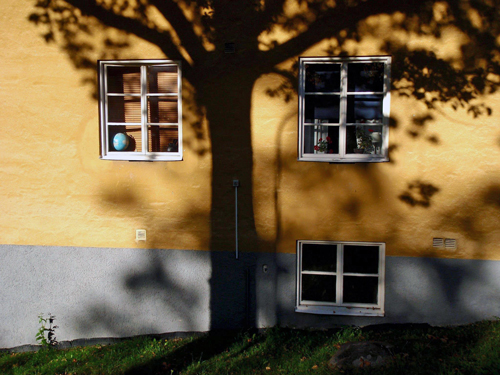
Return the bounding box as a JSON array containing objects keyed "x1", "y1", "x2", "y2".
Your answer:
[
  {"x1": 298, "y1": 56, "x2": 391, "y2": 163},
  {"x1": 296, "y1": 241, "x2": 385, "y2": 316},
  {"x1": 99, "y1": 60, "x2": 182, "y2": 161}
]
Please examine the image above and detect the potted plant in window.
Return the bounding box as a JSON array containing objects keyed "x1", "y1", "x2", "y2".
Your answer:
[
  {"x1": 354, "y1": 128, "x2": 374, "y2": 154},
  {"x1": 314, "y1": 137, "x2": 332, "y2": 154}
]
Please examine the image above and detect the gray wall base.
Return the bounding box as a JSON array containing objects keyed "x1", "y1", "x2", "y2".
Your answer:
[{"x1": 1, "y1": 245, "x2": 499, "y2": 349}]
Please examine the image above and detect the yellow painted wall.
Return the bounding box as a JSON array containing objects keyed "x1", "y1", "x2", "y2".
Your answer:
[{"x1": 1, "y1": 0, "x2": 500, "y2": 260}]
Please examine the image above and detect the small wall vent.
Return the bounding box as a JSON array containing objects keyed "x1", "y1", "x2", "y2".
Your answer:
[
  {"x1": 136, "y1": 229, "x2": 147, "y2": 241},
  {"x1": 432, "y1": 238, "x2": 444, "y2": 248},
  {"x1": 224, "y1": 42, "x2": 235, "y2": 53},
  {"x1": 445, "y1": 238, "x2": 457, "y2": 250}
]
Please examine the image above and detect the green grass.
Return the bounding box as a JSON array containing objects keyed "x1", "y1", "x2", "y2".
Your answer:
[{"x1": 1, "y1": 319, "x2": 499, "y2": 375}]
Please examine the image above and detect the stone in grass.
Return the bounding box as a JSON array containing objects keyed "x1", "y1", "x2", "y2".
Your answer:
[{"x1": 328, "y1": 341, "x2": 394, "y2": 370}]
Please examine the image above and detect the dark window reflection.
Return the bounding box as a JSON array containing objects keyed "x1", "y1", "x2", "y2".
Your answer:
[
  {"x1": 343, "y1": 245, "x2": 379, "y2": 274},
  {"x1": 345, "y1": 125, "x2": 383, "y2": 154},
  {"x1": 305, "y1": 64, "x2": 341, "y2": 92},
  {"x1": 302, "y1": 244, "x2": 337, "y2": 271},
  {"x1": 107, "y1": 66, "x2": 141, "y2": 94},
  {"x1": 345, "y1": 126, "x2": 358, "y2": 154},
  {"x1": 346, "y1": 95, "x2": 383, "y2": 123},
  {"x1": 303, "y1": 126, "x2": 340, "y2": 154},
  {"x1": 302, "y1": 274, "x2": 336, "y2": 302},
  {"x1": 347, "y1": 63, "x2": 384, "y2": 92},
  {"x1": 343, "y1": 276, "x2": 378, "y2": 304},
  {"x1": 305, "y1": 95, "x2": 340, "y2": 123}
]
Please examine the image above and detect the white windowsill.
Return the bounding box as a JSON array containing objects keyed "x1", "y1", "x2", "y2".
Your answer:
[{"x1": 295, "y1": 305, "x2": 384, "y2": 317}]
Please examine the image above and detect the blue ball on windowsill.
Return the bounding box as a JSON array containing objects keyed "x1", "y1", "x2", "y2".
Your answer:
[{"x1": 113, "y1": 133, "x2": 129, "y2": 151}]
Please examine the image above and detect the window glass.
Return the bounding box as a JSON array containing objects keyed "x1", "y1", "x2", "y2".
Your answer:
[
  {"x1": 302, "y1": 274, "x2": 337, "y2": 302},
  {"x1": 148, "y1": 126, "x2": 178, "y2": 152},
  {"x1": 346, "y1": 95, "x2": 384, "y2": 123},
  {"x1": 148, "y1": 66, "x2": 178, "y2": 94},
  {"x1": 305, "y1": 96, "x2": 340, "y2": 124},
  {"x1": 347, "y1": 63, "x2": 384, "y2": 92},
  {"x1": 345, "y1": 125, "x2": 383, "y2": 154},
  {"x1": 108, "y1": 126, "x2": 141, "y2": 152},
  {"x1": 303, "y1": 126, "x2": 339, "y2": 154},
  {"x1": 108, "y1": 97, "x2": 141, "y2": 123},
  {"x1": 343, "y1": 245, "x2": 379, "y2": 274},
  {"x1": 343, "y1": 276, "x2": 379, "y2": 304},
  {"x1": 107, "y1": 66, "x2": 141, "y2": 94},
  {"x1": 147, "y1": 98, "x2": 178, "y2": 123},
  {"x1": 302, "y1": 243, "x2": 337, "y2": 271},
  {"x1": 305, "y1": 64, "x2": 341, "y2": 92}
]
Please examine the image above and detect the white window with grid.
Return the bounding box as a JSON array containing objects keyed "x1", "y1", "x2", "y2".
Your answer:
[
  {"x1": 99, "y1": 60, "x2": 182, "y2": 161},
  {"x1": 296, "y1": 240, "x2": 385, "y2": 316},
  {"x1": 298, "y1": 56, "x2": 391, "y2": 163}
]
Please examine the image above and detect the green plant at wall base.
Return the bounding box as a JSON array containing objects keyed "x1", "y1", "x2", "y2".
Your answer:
[{"x1": 36, "y1": 313, "x2": 58, "y2": 348}]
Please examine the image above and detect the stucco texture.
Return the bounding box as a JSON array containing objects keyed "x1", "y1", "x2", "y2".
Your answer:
[
  {"x1": 1, "y1": 245, "x2": 499, "y2": 349},
  {"x1": 1, "y1": 1, "x2": 500, "y2": 260}
]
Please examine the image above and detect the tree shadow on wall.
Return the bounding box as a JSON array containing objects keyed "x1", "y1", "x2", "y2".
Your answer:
[{"x1": 28, "y1": 0, "x2": 500, "y2": 341}]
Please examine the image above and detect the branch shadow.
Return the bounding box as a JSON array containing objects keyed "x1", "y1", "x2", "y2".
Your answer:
[{"x1": 24, "y1": 0, "x2": 500, "y2": 357}]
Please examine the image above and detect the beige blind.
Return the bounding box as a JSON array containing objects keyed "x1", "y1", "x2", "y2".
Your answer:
[
  {"x1": 148, "y1": 126, "x2": 178, "y2": 152},
  {"x1": 148, "y1": 98, "x2": 178, "y2": 123},
  {"x1": 107, "y1": 67, "x2": 141, "y2": 94},
  {"x1": 108, "y1": 97, "x2": 141, "y2": 123},
  {"x1": 148, "y1": 66, "x2": 178, "y2": 93}
]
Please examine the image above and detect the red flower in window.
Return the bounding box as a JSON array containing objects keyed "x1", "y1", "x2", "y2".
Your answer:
[
  {"x1": 368, "y1": 129, "x2": 374, "y2": 132},
  {"x1": 319, "y1": 138, "x2": 323, "y2": 142},
  {"x1": 329, "y1": 149, "x2": 334, "y2": 153},
  {"x1": 326, "y1": 136, "x2": 332, "y2": 143},
  {"x1": 314, "y1": 145, "x2": 319, "y2": 151}
]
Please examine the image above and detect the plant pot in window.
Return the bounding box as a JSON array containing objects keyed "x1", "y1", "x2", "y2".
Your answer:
[{"x1": 370, "y1": 132, "x2": 382, "y2": 143}]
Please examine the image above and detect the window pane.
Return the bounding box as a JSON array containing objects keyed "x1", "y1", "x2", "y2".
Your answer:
[
  {"x1": 346, "y1": 125, "x2": 383, "y2": 154},
  {"x1": 108, "y1": 96, "x2": 141, "y2": 123},
  {"x1": 107, "y1": 67, "x2": 141, "y2": 94},
  {"x1": 303, "y1": 125, "x2": 339, "y2": 154},
  {"x1": 305, "y1": 95, "x2": 340, "y2": 123},
  {"x1": 343, "y1": 245, "x2": 379, "y2": 274},
  {"x1": 148, "y1": 126, "x2": 178, "y2": 152},
  {"x1": 347, "y1": 63, "x2": 384, "y2": 92},
  {"x1": 148, "y1": 66, "x2": 178, "y2": 94},
  {"x1": 302, "y1": 274, "x2": 336, "y2": 303},
  {"x1": 305, "y1": 64, "x2": 341, "y2": 92},
  {"x1": 148, "y1": 97, "x2": 178, "y2": 123},
  {"x1": 346, "y1": 95, "x2": 383, "y2": 123},
  {"x1": 302, "y1": 243, "x2": 337, "y2": 271},
  {"x1": 343, "y1": 276, "x2": 378, "y2": 304},
  {"x1": 108, "y1": 125, "x2": 142, "y2": 152}
]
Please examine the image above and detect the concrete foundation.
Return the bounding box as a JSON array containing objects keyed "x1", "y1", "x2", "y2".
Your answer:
[{"x1": 1, "y1": 245, "x2": 499, "y2": 349}]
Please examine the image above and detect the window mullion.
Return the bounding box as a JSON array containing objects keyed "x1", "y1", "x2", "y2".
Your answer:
[
  {"x1": 103, "y1": 65, "x2": 109, "y2": 157},
  {"x1": 297, "y1": 242, "x2": 304, "y2": 306},
  {"x1": 337, "y1": 243, "x2": 343, "y2": 305},
  {"x1": 339, "y1": 63, "x2": 348, "y2": 157},
  {"x1": 141, "y1": 65, "x2": 148, "y2": 155},
  {"x1": 299, "y1": 61, "x2": 306, "y2": 158}
]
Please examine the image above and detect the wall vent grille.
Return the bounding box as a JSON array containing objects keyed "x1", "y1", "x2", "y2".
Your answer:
[
  {"x1": 224, "y1": 43, "x2": 235, "y2": 53},
  {"x1": 136, "y1": 229, "x2": 147, "y2": 241},
  {"x1": 432, "y1": 238, "x2": 444, "y2": 248},
  {"x1": 445, "y1": 238, "x2": 457, "y2": 250}
]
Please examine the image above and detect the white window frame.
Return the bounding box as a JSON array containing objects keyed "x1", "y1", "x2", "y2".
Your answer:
[
  {"x1": 298, "y1": 56, "x2": 391, "y2": 163},
  {"x1": 99, "y1": 59, "x2": 182, "y2": 161},
  {"x1": 296, "y1": 240, "x2": 385, "y2": 316}
]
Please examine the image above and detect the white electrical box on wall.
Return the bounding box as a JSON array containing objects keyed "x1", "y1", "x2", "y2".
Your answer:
[{"x1": 136, "y1": 229, "x2": 147, "y2": 241}]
